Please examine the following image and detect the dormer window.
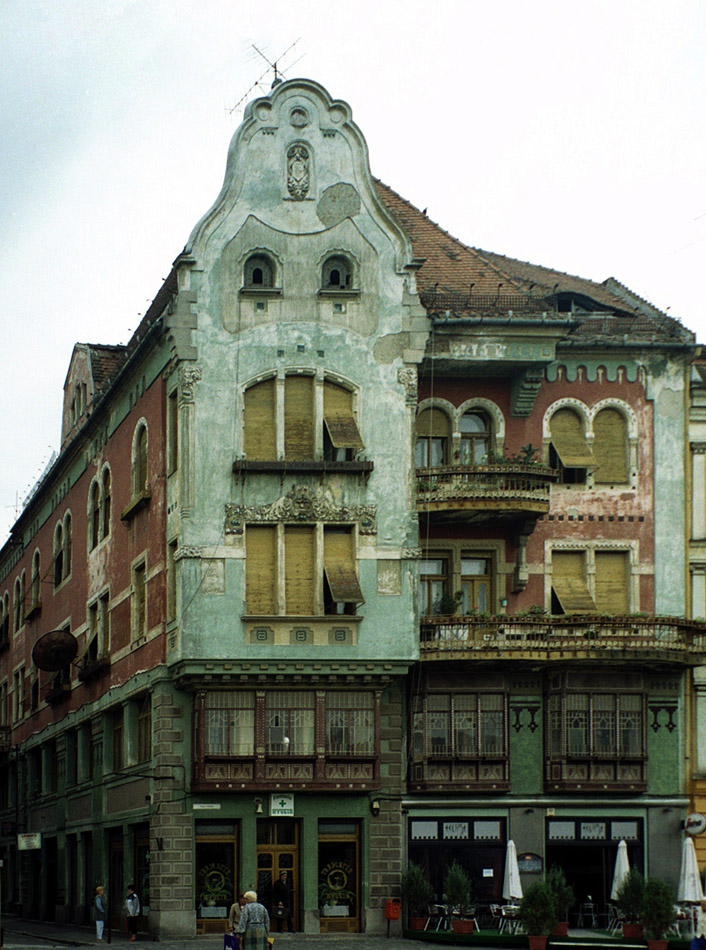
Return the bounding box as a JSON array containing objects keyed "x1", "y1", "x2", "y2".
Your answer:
[
  {"x1": 322, "y1": 256, "x2": 352, "y2": 290},
  {"x1": 244, "y1": 254, "x2": 274, "y2": 289}
]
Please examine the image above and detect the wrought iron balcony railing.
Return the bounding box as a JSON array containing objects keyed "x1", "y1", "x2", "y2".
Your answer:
[
  {"x1": 416, "y1": 463, "x2": 557, "y2": 515},
  {"x1": 420, "y1": 615, "x2": 706, "y2": 665}
]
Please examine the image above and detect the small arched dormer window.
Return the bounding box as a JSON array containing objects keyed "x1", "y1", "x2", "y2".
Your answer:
[
  {"x1": 322, "y1": 256, "x2": 352, "y2": 290},
  {"x1": 244, "y1": 254, "x2": 274, "y2": 289}
]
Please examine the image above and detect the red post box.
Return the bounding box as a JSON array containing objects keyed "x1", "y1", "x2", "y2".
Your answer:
[{"x1": 385, "y1": 898, "x2": 402, "y2": 920}]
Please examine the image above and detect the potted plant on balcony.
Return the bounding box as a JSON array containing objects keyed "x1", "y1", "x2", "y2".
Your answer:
[
  {"x1": 640, "y1": 878, "x2": 676, "y2": 950},
  {"x1": 401, "y1": 862, "x2": 433, "y2": 931},
  {"x1": 443, "y1": 860, "x2": 475, "y2": 933},
  {"x1": 615, "y1": 868, "x2": 645, "y2": 938},
  {"x1": 546, "y1": 866, "x2": 574, "y2": 936},
  {"x1": 433, "y1": 591, "x2": 463, "y2": 616},
  {"x1": 519, "y1": 880, "x2": 558, "y2": 950}
]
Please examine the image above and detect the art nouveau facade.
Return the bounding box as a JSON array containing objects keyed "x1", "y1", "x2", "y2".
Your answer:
[{"x1": 0, "y1": 78, "x2": 702, "y2": 937}]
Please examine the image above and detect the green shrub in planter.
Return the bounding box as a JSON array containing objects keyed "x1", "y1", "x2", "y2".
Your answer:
[
  {"x1": 443, "y1": 860, "x2": 473, "y2": 916},
  {"x1": 641, "y1": 878, "x2": 676, "y2": 940},
  {"x1": 546, "y1": 866, "x2": 574, "y2": 922},
  {"x1": 519, "y1": 881, "x2": 558, "y2": 936},
  {"x1": 401, "y1": 862, "x2": 434, "y2": 917},
  {"x1": 615, "y1": 868, "x2": 645, "y2": 923}
]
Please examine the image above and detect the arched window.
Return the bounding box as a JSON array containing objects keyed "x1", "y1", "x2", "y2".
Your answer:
[
  {"x1": 64, "y1": 513, "x2": 72, "y2": 579},
  {"x1": 30, "y1": 550, "x2": 41, "y2": 610},
  {"x1": 322, "y1": 256, "x2": 352, "y2": 290},
  {"x1": 13, "y1": 575, "x2": 24, "y2": 632},
  {"x1": 549, "y1": 408, "x2": 594, "y2": 484},
  {"x1": 244, "y1": 254, "x2": 274, "y2": 289},
  {"x1": 0, "y1": 593, "x2": 8, "y2": 643},
  {"x1": 134, "y1": 425, "x2": 148, "y2": 495},
  {"x1": 415, "y1": 408, "x2": 450, "y2": 467},
  {"x1": 460, "y1": 411, "x2": 492, "y2": 464},
  {"x1": 53, "y1": 524, "x2": 64, "y2": 589},
  {"x1": 102, "y1": 468, "x2": 112, "y2": 538},
  {"x1": 89, "y1": 481, "x2": 100, "y2": 550},
  {"x1": 593, "y1": 408, "x2": 629, "y2": 484}
]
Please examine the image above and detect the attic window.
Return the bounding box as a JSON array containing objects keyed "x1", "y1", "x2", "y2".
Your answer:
[
  {"x1": 322, "y1": 256, "x2": 352, "y2": 290},
  {"x1": 244, "y1": 254, "x2": 274, "y2": 289}
]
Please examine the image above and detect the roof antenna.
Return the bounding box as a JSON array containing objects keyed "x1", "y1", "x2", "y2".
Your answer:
[{"x1": 228, "y1": 39, "x2": 303, "y2": 116}]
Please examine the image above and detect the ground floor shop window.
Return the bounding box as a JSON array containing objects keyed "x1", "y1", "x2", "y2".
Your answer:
[
  {"x1": 195, "y1": 821, "x2": 238, "y2": 934},
  {"x1": 546, "y1": 817, "x2": 643, "y2": 924},
  {"x1": 318, "y1": 820, "x2": 360, "y2": 933},
  {"x1": 408, "y1": 817, "x2": 506, "y2": 903}
]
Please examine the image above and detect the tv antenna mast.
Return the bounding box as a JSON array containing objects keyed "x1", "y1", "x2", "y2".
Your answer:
[{"x1": 228, "y1": 39, "x2": 304, "y2": 117}]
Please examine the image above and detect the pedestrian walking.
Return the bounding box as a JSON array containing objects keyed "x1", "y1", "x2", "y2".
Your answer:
[
  {"x1": 94, "y1": 885, "x2": 106, "y2": 941},
  {"x1": 125, "y1": 884, "x2": 140, "y2": 941}
]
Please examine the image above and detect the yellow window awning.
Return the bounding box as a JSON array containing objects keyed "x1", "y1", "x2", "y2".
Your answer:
[
  {"x1": 552, "y1": 576, "x2": 597, "y2": 614},
  {"x1": 550, "y1": 408, "x2": 595, "y2": 468}
]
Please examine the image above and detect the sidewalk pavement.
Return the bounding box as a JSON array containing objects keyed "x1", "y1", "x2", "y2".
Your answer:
[{"x1": 0, "y1": 917, "x2": 416, "y2": 949}]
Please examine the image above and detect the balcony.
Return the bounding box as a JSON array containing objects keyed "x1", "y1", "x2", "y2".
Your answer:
[
  {"x1": 195, "y1": 752, "x2": 379, "y2": 792},
  {"x1": 416, "y1": 463, "x2": 557, "y2": 522},
  {"x1": 419, "y1": 615, "x2": 706, "y2": 666}
]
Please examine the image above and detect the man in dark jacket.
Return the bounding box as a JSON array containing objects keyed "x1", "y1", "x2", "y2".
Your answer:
[{"x1": 270, "y1": 871, "x2": 294, "y2": 933}]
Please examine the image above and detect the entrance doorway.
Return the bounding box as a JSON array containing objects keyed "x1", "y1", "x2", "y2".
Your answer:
[
  {"x1": 108, "y1": 830, "x2": 124, "y2": 931},
  {"x1": 195, "y1": 820, "x2": 239, "y2": 934},
  {"x1": 256, "y1": 820, "x2": 299, "y2": 932},
  {"x1": 318, "y1": 820, "x2": 360, "y2": 933}
]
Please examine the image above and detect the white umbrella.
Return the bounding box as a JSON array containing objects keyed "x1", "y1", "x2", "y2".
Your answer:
[
  {"x1": 678, "y1": 836, "x2": 705, "y2": 903},
  {"x1": 502, "y1": 839, "x2": 523, "y2": 901},
  {"x1": 610, "y1": 840, "x2": 630, "y2": 901}
]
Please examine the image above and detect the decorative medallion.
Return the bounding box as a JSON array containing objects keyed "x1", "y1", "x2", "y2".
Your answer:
[
  {"x1": 289, "y1": 107, "x2": 309, "y2": 128},
  {"x1": 287, "y1": 144, "x2": 309, "y2": 199},
  {"x1": 225, "y1": 485, "x2": 377, "y2": 535}
]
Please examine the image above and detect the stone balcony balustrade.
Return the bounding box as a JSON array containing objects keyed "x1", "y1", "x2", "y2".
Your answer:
[{"x1": 416, "y1": 463, "x2": 558, "y2": 519}]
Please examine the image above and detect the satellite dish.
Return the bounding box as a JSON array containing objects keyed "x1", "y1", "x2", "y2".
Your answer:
[{"x1": 32, "y1": 630, "x2": 79, "y2": 672}]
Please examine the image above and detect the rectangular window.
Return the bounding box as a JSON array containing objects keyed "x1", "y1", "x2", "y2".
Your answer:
[
  {"x1": 419, "y1": 557, "x2": 448, "y2": 616},
  {"x1": 284, "y1": 375, "x2": 315, "y2": 460},
  {"x1": 204, "y1": 691, "x2": 254, "y2": 756},
  {"x1": 244, "y1": 377, "x2": 276, "y2": 460},
  {"x1": 12, "y1": 668, "x2": 24, "y2": 722},
  {"x1": 323, "y1": 528, "x2": 364, "y2": 614},
  {"x1": 112, "y1": 708, "x2": 124, "y2": 771},
  {"x1": 551, "y1": 550, "x2": 596, "y2": 614},
  {"x1": 266, "y1": 691, "x2": 315, "y2": 754},
  {"x1": 246, "y1": 526, "x2": 277, "y2": 615},
  {"x1": 66, "y1": 730, "x2": 78, "y2": 787},
  {"x1": 167, "y1": 540, "x2": 178, "y2": 623},
  {"x1": 167, "y1": 388, "x2": 179, "y2": 474},
  {"x1": 550, "y1": 692, "x2": 645, "y2": 759},
  {"x1": 285, "y1": 526, "x2": 316, "y2": 615},
  {"x1": 413, "y1": 693, "x2": 507, "y2": 758},
  {"x1": 325, "y1": 691, "x2": 374, "y2": 755},
  {"x1": 594, "y1": 551, "x2": 630, "y2": 614},
  {"x1": 460, "y1": 555, "x2": 491, "y2": 614},
  {"x1": 132, "y1": 561, "x2": 146, "y2": 638},
  {"x1": 137, "y1": 695, "x2": 152, "y2": 763},
  {"x1": 323, "y1": 381, "x2": 363, "y2": 461}
]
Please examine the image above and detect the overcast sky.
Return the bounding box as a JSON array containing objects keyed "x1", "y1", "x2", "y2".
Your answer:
[{"x1": 2, "y1": 0, "x2": 705, "y2": 544}]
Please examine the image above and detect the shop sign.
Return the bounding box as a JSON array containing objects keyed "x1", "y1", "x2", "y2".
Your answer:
[
  {"x1": 518, "y1": 852, "x2": 543, "y2": 873},
  {"x1": 685, "y1": 813, "x2": 706, "y2": 836},
  {"x1": 443, "y1": 822, "x2": 469, "y2": 839},
  {"x1": 193, "y1": 803, "x2": 221, "y2": 810},
  {"x1": 18, "y1": 833, "x2": 41, "y2": 850},
  {"x1": 270, "y1": 793, "x2": 294, "y2": 817}
]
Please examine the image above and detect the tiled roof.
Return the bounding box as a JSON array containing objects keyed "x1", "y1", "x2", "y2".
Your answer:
[
  {"x1": 375, "y1": 179, "x2": 693, "y2": 344},
  {"x1": 86, "y1": 344, "x2": 128, "y2": 394}
]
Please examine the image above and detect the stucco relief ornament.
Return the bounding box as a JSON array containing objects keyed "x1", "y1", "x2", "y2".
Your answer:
[
  {"x1": 225, "y1": 486, "x2": 377, "y2": 535},
  {"x1": 397, "y1": 367, "x2": 418, "y2": 404},
  {"x1": 179, "y1": 365, "x2": 202, "y2": 404},
  {"x1": 287, "y1": 144, "x2": 309, "y2": 199}
]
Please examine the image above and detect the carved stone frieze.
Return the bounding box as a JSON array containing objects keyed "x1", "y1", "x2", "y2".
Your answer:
[
  {"x1": 175, "y1": 546, "x2": 201, "y2": 561},
  {"x1": 397, "y1": 367, "x2": 418, "y2": 404},
  {"x1": 225, "y1": 485, "x2": 377, "y2": 535},
  {"x1": 179, "y1": 365, "x2": 202, "y2": 404},
  {"x1": 287, "y1": 144, "x2": 310, "y2": 199}
]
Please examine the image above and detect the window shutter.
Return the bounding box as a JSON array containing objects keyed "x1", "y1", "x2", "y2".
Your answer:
[
  {"x1": 594, "y1": 551, "x2": 629, "y2": 614},
  {"x1": 324, "y1": 529, "x2": 364, "y2": 604},
  {"x1": 552, "y1": 551, "x2": 596, "y2": 613},
  {"x1": 244, "y1": 379, "x2": 276, "y2": 460},
  {"x1": 285, "y1": 526, "x2": 316, "y2": 615},
  {"x1": 550, "y1": 409, "x2": 595, "y2": 468},
  {"x1": 593, "y1": 409, "x2": 628, "y2": 483},
  {"x1": 284, "y1": 376, "x2": 315, "y2": 460},
  {"x1": 323, "y1": 382, "x2": 364, "y2": 449},
  {"x1": 416, "y1": 408, "x2": 450, "y2": 438},
  {"x1": 246, "y1": 526, "x2": 277, "y2": 615}
]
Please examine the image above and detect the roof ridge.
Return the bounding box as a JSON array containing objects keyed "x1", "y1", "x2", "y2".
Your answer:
[{"x1": 373, "y1": 178, "x2": 531, "y2": 296}]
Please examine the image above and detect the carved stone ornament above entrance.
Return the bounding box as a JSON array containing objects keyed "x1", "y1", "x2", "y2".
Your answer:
[
  {"x1": 287, "y1": 144, "x2": 310, "y2": 199},
  {"x1": 225, "y1": 485, "x2": 377, "y2": 535}
]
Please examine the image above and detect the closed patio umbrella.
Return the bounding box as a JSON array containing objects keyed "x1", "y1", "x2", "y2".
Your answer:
[
  {"x1": 678, "y1": 837, "x2": 704, "y2": 903},
  {"x1": 502, "y1": 839, "x2": 523, "y2": 901},
  {"x1": 610, "y1": 840, "x2": 630, "y2": 901}
]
